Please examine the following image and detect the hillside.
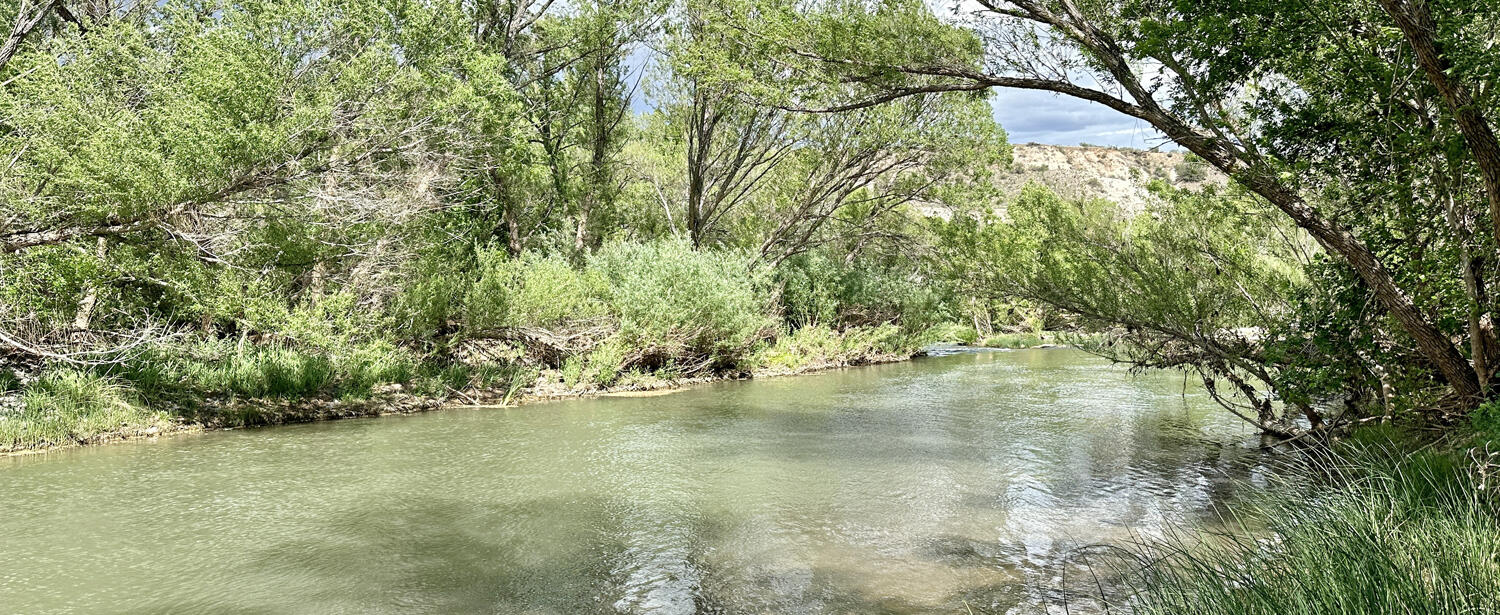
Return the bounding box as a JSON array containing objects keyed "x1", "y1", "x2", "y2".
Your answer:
[{"x1": 993, "y1": 143, "x2": 1228, "y2": 215}]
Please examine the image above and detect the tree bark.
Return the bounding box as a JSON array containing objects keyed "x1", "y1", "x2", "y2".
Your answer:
[{"x1": 0, "y1": 0, "x2": 57, "y2": 71}]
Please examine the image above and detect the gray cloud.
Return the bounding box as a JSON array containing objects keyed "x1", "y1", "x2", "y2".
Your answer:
[{"x1": 990, "y1": 89, "x2": 1176, "y2": 150}]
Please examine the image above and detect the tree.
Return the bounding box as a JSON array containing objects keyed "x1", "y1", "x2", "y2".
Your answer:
[{"x1": 744, "y1": 0, "x2": 1500, "y2": 412}]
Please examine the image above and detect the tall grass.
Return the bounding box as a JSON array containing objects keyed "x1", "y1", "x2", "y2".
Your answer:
[
  {"x1": 110, "y1": 340, "x2": 418, "y2": 401},
  {"x1": 0, "y1": 370, "x2": 169, "y2": 451},
  {"x1": 1113, "y1": 438, "x2": 1500, "y2": 615}
]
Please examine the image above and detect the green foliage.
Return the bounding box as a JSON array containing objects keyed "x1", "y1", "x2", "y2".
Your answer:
[
  {"x1": 590, "y1": 239, "x2": 775, "y2": 366},
  {"x1": 1117, "y1": 443, "x2": 1500, "y2": 615},
  {"x1": 1472, "y1": 399, "x2": 1500, "y2": 443},
  {"x1": 1, "y1": 370, "x2": 168, "y2": 451},
  {"x1": 775, "y1": 250, "x2": 948, "y2": 332},
  {"x1": 979, "y1": 333, "x2": 1045, "y2": 349},
  {"x1": 0, "y1": 368, "x2": 18, "y2": 394},
  {"x1": 109, "y1": 339, "x2": 418, "y2": 401},
  {"x1": 755, "y1": 323, "x2": 913, "y2": 371},
  {"x1": 466, "y1": 249, "x2": 606, "y2": 332},
  {"x1": 1173, "y1": 155, "x2": 1208, "y2": 183},
  {"x1": 926, "y1": 321, "x2": 979, "y2": 345},
  {"x1": 0, "y1": 0, "x2": 998, "y2": 446}
]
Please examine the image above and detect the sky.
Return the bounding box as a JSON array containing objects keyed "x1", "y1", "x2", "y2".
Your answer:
[{"x1": 989, "y1": 88, "x2": 1173, "y2": 149}]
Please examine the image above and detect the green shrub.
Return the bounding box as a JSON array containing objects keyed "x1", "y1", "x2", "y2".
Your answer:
[
  {"x1": 926, "y1": 321, "x2": 979, "y2": 344},
  {"x1": 389, "y1": 252, "x2": 469, "y2": 342},
  {"x1": 586, "y1": 338, "x2": 628, "y2": 387},
  {"x1": 590, "y1": 239, "x2": 775, "y2": 367},
  {"x1": 776, "y1": 252, "x2": 844, "y2": 327},
  {"x1": 466, "y1": 249, "x2": 606, "y2": 332},
  {"x1": 979, "y1": 332, "x2": 1044, "y2": 348},
  {"x1": 775, "y1": 251, "x2": 949, "y2": 332},
  {"x1": 465, "y1": 247, "x2": 514, "y2": 333},
  {"x1": 756, "y1": 324, "x2": 913, "y2": 370},
  {"x1": 1, "y1": 370, "x2": 168, "y2": 451},
  {"x1": 0, "y1": 368, "x2": 19, "y2": 393},
  {"x1": 1472, "y1": 399, "x2": 1500, "y2": 443},
  {"x1": 1174, "y1": 156, "x2": 1208, "y2": 182}
]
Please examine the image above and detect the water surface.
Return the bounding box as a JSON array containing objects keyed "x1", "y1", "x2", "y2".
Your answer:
[{"x1": 0, "y1": 349, "x2": 1268, "y2": 614}]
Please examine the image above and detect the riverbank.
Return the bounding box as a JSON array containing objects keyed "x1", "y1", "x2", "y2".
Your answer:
[{"x1": 0, "y1": 335, "x2": 921, "y2": 456}]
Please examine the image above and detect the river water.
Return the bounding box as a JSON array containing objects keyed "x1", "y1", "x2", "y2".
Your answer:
[{"x1": 0, "y1": 349, "x2": 1271, "y2": 614}]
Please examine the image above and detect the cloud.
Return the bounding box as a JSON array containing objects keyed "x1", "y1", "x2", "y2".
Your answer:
[{"x1": 990, "y1": 88, "x2": 1176, "y2": 150}]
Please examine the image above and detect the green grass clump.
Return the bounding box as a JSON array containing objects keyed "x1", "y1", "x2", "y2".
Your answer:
[
  {"x1": 0, "y1": 370, "x2": 169, "y2": 451},
  {"x1": 109, "y1": 340, "x2": 420, "y2": 402},
  {"x1": 1114, "y1": 440, "x2": 1500, "y2": 615}
]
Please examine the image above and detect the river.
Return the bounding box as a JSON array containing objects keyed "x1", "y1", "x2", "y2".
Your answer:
[{"x1": 0, "y1": 349, "x2": 1270, "y2": 614}]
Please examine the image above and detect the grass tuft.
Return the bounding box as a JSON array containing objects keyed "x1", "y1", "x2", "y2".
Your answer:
[
  {"x1": 1, "y1": 369, "x2": 169, "y2": 451},
  {"x1": 1109, "y1": 438, "x2": 1500, "y2": 615}
]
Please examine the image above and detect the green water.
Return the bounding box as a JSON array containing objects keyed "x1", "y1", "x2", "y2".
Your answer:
[{"x1": 0, "y1": 349, "x2": 1266, "y2": 614}]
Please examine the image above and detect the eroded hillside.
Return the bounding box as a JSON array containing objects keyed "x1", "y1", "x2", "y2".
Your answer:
[{"x1": 995, "y1": 143, "x2": 1228, "y2": 215}]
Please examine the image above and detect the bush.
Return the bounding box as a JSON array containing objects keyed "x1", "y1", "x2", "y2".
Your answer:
[
  {"x1": 755, "y1": 324, "x2": 914, "y2": 370},
  {"x1": 0, "y1": 368, "x2": 19, "y2": 393},
  {"x1": 1174, "y1": 157, "x2": 1208, "y2": 182},
  {"x1": 1, "y1": 370, "x2": 168, "y2": 451},
  {"x1": 1472, "y1": 399, "x2": 1500, "y2": 442},
  {"x1": 466, "y1": 249, "x2": 606, "y2": 332},
  {"x1": 590, "y1": 239, "x2": 775, "y2": 368},
  {"x1": 775, "y1": 251, "x2": 949, "y2": 332},
  {"x1": 926, "y1": 321, "x2": 979, "y2": 345}
]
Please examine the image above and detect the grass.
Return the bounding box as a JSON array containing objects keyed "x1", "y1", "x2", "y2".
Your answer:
[
  {"x1": 0, "y1": 369, "x2": 170, "y2": 451},
  {"x1": 106, "y1": 340, "x2": 419, "y2": 401},
  {"x1": 1108, "y1": 433, "x2": 1500, "y2": 615}
]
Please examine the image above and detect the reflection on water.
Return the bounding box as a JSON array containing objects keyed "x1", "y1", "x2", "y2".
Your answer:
[{"x1": 0, "y1": 349, "x2": 1270, "y2": 614}]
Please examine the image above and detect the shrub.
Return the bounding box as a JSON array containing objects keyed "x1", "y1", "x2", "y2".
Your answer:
[
  {"x1": 1472, "y1": 399, "x2": 1500, "y2": 443},
  {"x1": 1174, "y1": 157, "x2": 1208, "y2": 182},
  {"x1": 465, "y1": 249, "x2": 606, "y2": 333},
  {"x1": 590, "y1": 239, "x2": 775, "y2": 368},
  {"x1": 756, "y1": 323, "x2": 915, "y2": 370},
  {"x1": 0, "y1": 368, "x2": 19, "y2": 393},
  {"x1": 775, "y1": 251, "x2": 949, "y2": 332}
]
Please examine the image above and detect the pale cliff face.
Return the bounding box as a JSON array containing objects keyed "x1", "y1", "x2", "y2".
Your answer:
[
  {"x1": 994, "y1": 143, "x2": 1228, "y2": 215},
  {"x1": 911, "y1": 143, "x2": 1229, "y2": 220}
]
